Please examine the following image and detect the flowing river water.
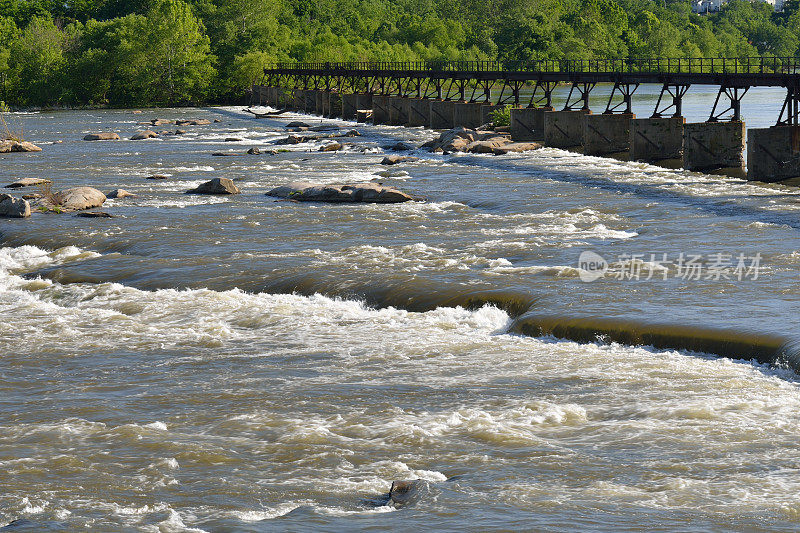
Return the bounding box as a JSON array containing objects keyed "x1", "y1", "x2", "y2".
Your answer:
[{"x1": 2, "y1": 87, "x2": 800, "y2": 531}]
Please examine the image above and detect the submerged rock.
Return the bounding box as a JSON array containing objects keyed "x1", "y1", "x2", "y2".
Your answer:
[
  {"x1": 83, "y1": 132, "x2": 120, "y2": 141},
  {"x1": 146, "y1": 175, "x2": 169, "y2": 180},
  {"x1": 225, "y1": 137, "x2": 243, "y2": 142},
  {"x1": 381, "y1": 155, "x2": 419, "y2": 165},
  {"x1": 389, "y1": 479, "x2": 426, "y2": 506},
  {"x1": 0, "y1": 140, "x2": 42, "y2": 152},
  {"x1": 5, "y1": 177, "x2": 50, "y2": 189},
  {"x1": 175, "y1": 119, "x2": 210, "y2": 126},
  {"x1": 492, "y1": 141, "x2": 542, "y2": 154},
  {"x1": 76, "y1": 211, "x2": 114, "y2": 218},
  {"x1": 247, "y1": 147, "x2": 261, "y2": 155},
  {"x1": 0, "y1": 193, "x2": 31, "y2": 218},
  {"x1": 212, "y1": 152, "x2": 246, "y2": 157},
  {"x1": 186, "y1": 177, "x2": 240, "y2": 195},
  {"x1": 150, "y1": 119, "x2": 173, "y2": 126},
  {"x1": 267, "y1": 181, "x2": 414, "y2": 203},
  {"x1": 106, "y1": 188, "x2": 136, "y2": 199},
  {"x1": 285, "y1": 121, "x2": 310, "y2": 128},
  {"x1": 175, "y1": 129, "x2": 187, "y2": 135},
  {"x1": 388, "y1": 141, "x2": 415, "y2": 151}
]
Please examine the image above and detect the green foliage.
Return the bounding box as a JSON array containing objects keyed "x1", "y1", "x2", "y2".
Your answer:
[
  {"x1": 0, "y1": 0, "x2": 797, "y2": 108},
  {"x1": 490, "y1": 105, "x2": 511, "y2": 127}
]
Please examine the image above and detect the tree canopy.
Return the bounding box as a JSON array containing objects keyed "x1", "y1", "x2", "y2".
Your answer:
[{"x1": 0, "y1": 0, "x2": 798, "y2": 107}]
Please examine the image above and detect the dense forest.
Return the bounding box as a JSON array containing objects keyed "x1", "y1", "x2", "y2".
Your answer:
[{"x1": 0, "y1": 0, "x2": 799, "y2": 107}]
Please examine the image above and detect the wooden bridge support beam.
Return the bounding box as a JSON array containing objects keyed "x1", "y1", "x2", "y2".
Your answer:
[
  {"x1": 747, "y1": 125, "x2": 800, "y2": 182},
  {"x1": 683, "y1": 121, "x2": 746, "y2": 177}
]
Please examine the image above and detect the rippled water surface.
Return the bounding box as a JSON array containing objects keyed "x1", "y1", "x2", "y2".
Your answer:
[{"x1": 2, "y1": 94, "x2": 800, "y2": 531}]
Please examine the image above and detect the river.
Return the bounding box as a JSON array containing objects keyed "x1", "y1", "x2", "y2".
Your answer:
[{"x1": 2, "y1": 90, "x2": 800, "y2": 531}]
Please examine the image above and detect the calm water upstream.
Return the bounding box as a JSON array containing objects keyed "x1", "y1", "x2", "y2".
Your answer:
[{"x1": 2, "y1": 86, "x2": 800, "y2": 531}]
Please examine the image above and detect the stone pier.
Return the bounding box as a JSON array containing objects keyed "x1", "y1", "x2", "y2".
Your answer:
[
  {"x1": 629, "y1": 117, "x2": 684, "y2": 166},
  {"x1": 389, "y1": 97, "x2": 410, "y2": 125},
  {"x1": 304, "y1": 90, "x2": 317, "y2": 113},
  {"x1": 747, "y1": 125, "x2": 800, "y2": 182},
  {"x1": 430, "y1": 100, "x2": 456, "y2": 129},
  {"x1": 372, "y1": 95, "x2": 391, "y2": 124},
  {"x1": 407, "y1": 98, "x2": 430, "y2": 127},
  {"x1": 510, "y1": 107, "x2": 552, "y2": 141},
  {"x1": 683, "y1": 121, "x2": 746, "y2": 176},
  {"x1": 342, "y1": 94, "x2": 358, "y2": 120},
  {"x1": 584, "y1": 113, "x2": 635, "y2": 158},
  {"x1": 329, "y1": 92, "x2": 342, "y2": 118},
  {"x1": 454, "y1": 102, "x2": 485, "y2": 129},
  {"x1": 544, "y1": 110, "x2": 591, "y2": 150}
]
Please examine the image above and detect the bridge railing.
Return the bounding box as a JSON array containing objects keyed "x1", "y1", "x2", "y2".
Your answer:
[{"x1": 272, "y1": 58, "x2": 800, "y2": 75}]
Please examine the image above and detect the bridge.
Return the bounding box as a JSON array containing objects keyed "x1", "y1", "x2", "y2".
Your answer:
[{"x1": 252, "y1": 59, "x2": 800, "y2": 182}]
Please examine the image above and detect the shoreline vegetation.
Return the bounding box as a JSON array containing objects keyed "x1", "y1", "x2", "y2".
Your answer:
[{"x1": 0, "y1": 0, "x2": 799, "y2": 109}]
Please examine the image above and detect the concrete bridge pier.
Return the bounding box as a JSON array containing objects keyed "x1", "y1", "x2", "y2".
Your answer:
[
  {"x1": 320, "y1": 91, "x2": 332, "y2": 116},
  {"x1": 510, "y1": 107, "x2": 552, "y2": 141},
  {"x1": 629, "y1": 117, "x2": 684, "y2": 167},
  {"x1": 584, "y1": 113, "x2": 635, "y2": 159},
  {"x1": 430, "y1": 100, "x2": 457, "y2": 129},
  {"x1": 293, "y1": 89, "x2": 305, "y2": 111},
  {"x1": 328, "y1": 92, "x2": 342, "y2": 118},
  {"x1": 407, "y1": 98, "x2": 430, "y2": 127},
  {"x1": 311, "y1": 91, "x2": 322, "y2": 115},
  {"x1": 683, "y1": 121, "x2": 746, "y2": 177},
  {"x1": 482, "y1": 105, "x2": 503, "y2": 127},
  {"x1": 342, "y1": 94, "x2": 358, "y2": 119},
  {"x1": 747, "y1": 126, "x2": 800, "y2": 182},
  {"x1": 544, "y1": 110, "x2": 591, "y2": 150},
  {"x1": 372, "y1": 95, "x2": 391, "y2": 124},
  {"x1": 389, "y1": 97, "x2": 410, "y2": 125},
  {"x1": 454, "y1": 102, "x2": 485, "y2": 129},
  {"x1": 303, "y1": 90, "x2": 316, "y2": 113}
]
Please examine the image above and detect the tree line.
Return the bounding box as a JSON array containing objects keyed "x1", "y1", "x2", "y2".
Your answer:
[{"x1": 0, "y1": 0, "x2": 798, "y2": 108}]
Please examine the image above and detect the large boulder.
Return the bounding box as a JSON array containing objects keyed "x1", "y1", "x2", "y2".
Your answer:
[
  {"x1": 0, "y1": 194, "x2": 31, "y2": 218},
  {"x1": 185, "y1": 177, "x2": 240, "y2": 195},
  {"x1": 466, "y1": 137, "x2": 511, "y2": 154},
  {"x1": 0, "y1": 140, "x2": 43, "y2": 153},
  {"x1": 175, "y1": 119, "x2": 210, "y2": 126},
  {"x1": 52, "y1": 187, "x2": 106, "y2": 211},
  {"x1": 266, "y1": 181, "x2": 414, "y2": 203},
  {"x1": 131, "y1": 130, "x2": 158, "y2": 140},
  {"x1": 5, "y1": 177, "x2": 50, "y2": 189},
  {"x1": 319, "y1": 142, "x2": 343, "y2": 152},
  {"x1": 83, "y1": 133, "x2": 120, "y2": 141}
]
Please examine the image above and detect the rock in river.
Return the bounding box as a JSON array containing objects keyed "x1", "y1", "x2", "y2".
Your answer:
[
  {"x1": 0, "y1": 193, "x2": 31, "y2": 218},
  {"x1": 106, "y1": 189, "x2": 136, "y2": 199},
  {"x1": 0, "y1": 140, "x2": 42, "y2": 152},
  {"x1": 83, "y1": 132, "x2": 120, "y2": 141},
  {"x1": 185, "y1": 177, "x2": 240, "y2": 195},
  {"x1": 131, "y1": 130, "x2": 158, "y2": 140},
  {"x1": 267, "y1": 181, "x2": 414, "y2": 203},
  {"x1": 5, "y1": 177, "x2": 51, "y2": 189},
  {"x1": 389, "y1": 479, "x2": 426, "y2": 506},
  {"x1": 52, "y1": 187, "x2": 107, "y2": 211},
  {"x1": 381, "y1": 154, "x2": 419, "y2": 165}
]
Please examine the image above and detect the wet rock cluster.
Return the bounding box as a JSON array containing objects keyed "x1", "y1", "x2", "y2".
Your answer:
[{"x1": 423, "y1": 127, "x2": 541, "y2": 155}]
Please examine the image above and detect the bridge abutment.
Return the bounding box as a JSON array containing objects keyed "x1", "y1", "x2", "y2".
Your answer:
[
  {"x1": 747, "y1": 126, "x2": 800, "y2": 182},
  {"x1": 544, "y1": 110, "x2": 591, "y2": 150},
  {"x1": 329, "y1": 92, "x2": 342, "y2": 118},
  {"x1": 454, "y1": 102, "x2": 485, "y2": 129},
  {"x1": 629, "y1": 117, "x2": 685, "y2": 167},
  {"x1": 584, "y1": 113, "x2": 635, "y2": 158},
  {"x1": 683, "y1": 121, "x2": 746, "y2": 177},
  {"x1": 430, "y1": 100, "x2": 457, "y2": 129}
]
